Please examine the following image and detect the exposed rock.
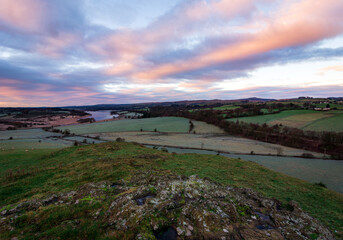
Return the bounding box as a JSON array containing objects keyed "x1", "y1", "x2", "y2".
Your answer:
[
  {"x1": 42, "y1": 194, "x2": 58, "y2": 206},
  {"x1": 0, "y1": 173, "x2": 335, "y2": 239},
  {"x1": 102, "y1": 172, "x2": 334, "y2": 239}
]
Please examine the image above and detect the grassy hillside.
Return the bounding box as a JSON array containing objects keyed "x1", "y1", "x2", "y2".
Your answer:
[
  {"x1": 0, "y1": 142, "x2": 342, "y2": 239},
  {"x1": 57, "y1": 117, "x2": 224, "y2": 135},
  {"x1": 228, "y1": 110, "x2": 343, "y2": 132}
]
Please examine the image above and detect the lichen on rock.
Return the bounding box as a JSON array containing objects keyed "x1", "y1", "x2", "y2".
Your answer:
[{"x1": 0, "y1": 171, "x2": 335, "y2": 240}]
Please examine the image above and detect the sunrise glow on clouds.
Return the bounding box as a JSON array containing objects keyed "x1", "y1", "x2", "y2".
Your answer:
[{"x1": 0, "y1": 0, "x2": 343, "y2": 107}]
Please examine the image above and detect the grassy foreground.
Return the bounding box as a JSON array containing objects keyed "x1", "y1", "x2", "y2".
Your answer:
[{"x1": 0, "y1": 142, "x2": 342, "y2": 239}]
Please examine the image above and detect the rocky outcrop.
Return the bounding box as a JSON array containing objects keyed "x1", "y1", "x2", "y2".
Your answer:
[{"x1": 0, "y1": 172, "x2": 335, "y2": 239}]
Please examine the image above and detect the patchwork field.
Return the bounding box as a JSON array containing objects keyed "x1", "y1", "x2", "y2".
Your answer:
[
  {"x1": 86, "y1": 132, "x2": 324, "y2": 158},
  {"x1": 190, "y1": 105, "x2": 240, "y2": 112},
  {"x1": 0, "y1": 129, "x2": 72, "y2": 150},
  {"x1": 0, "y1": 128, "x2": 106, "y2": 150},
  {"x1": 0, "y1": 139, "x2": 72, "y2": 150},
  {"x1": 0, "y1": 129, "x2": 60, "y2": 140},
  {"x1": 57, "y1": 117, "x2": 224, "y2": 135},
  {"x1": 315, "y1": 103, "x2": 343, "y2": 109},
  {"x1": 303, "y1": 112, "x2": 343, "y2": 132},
  {"x1": 229, "y1": 110, "x2": 343, "y2": 132},
  {"x1": 211, "y1": 105, "x2": 240, "y2": 110}
]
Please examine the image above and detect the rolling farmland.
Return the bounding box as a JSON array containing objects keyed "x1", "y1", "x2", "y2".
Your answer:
[
  {"x1": 57, "y1": 117, "x2": 224, "y2": 135},
  {"x1": 0, "y1": 129, "x2": 73, "y2": 150},
  {"x1": 89, "y1": 131, "x2": 324, "y2": 158},
  {"x1": 228, "y1": 110, "x2": 343, "y2": 132}
]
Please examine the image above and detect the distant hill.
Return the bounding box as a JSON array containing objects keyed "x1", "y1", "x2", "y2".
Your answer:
[
  {"x1": 61, "y1": 97, "x2": 276, "y2": 110},
  {"x1": 240, "y1": 97, "x2": 276, "y2": 102}
]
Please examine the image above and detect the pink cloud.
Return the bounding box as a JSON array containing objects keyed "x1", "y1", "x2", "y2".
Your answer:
[
  {"x1": 36, "y1": 32, "x2": 80, "y2": 58},
  {"x1": 318, "y1": 65, "x2": 343, "y2": 75},
  {"x1": 0, "y1": 78, "x2": 101, "y2": 107},
  {"x1": 184, "y1": 0, "x2": 254, "y2": 22},
  {"x1": 88, "y1": 0, "x2": 257, "y2": 76},
  {"x1": 0, "y1": 0, "x2": 46, "y2": 32},
  {"x1": 0, "y1": 78, "x2": 23, "y2": 85},
  {"x1": 131, "y1": 0, "x2": 343, "y2": 80}
]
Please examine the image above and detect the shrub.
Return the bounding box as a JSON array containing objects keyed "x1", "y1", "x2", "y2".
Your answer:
[
  {"x1": 314, "y1": 182, "x2": 327, "y2": 188},
  {"x1": 301, "y1": 153, "x2": 314, "y2": 158},
  {"x1": 63, "y1": 129, "x2": 71, "y2": 135},
  {"x1": 161, "y1": 148, "x2": 168, "y2": 153}
]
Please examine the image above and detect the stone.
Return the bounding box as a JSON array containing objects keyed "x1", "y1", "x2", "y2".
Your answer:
[
  {"x1": 43, "y1": 195, "x2": 58, "y2": 206},
  {"x1": 188, "y1": 225, "x2": 193, "y2": 231},
  {"x1": 176, "y1": 227, "x2": 183, "y2": 236},
  {"x1": 0, "y1": 173, "x2": 335, "y2": 240}
]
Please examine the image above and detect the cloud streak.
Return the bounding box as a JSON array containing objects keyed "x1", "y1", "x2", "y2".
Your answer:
[
  {"x1": 0, "y1": 0, "x2": 342, "y2": 106},
  {"x1": 132, "y1": 0, "x2": 343, "y2": 80}
]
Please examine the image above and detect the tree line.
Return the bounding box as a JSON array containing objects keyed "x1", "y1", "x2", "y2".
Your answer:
[{"x1": 141, "y1": 106, "x2": 343, "y2": 159}]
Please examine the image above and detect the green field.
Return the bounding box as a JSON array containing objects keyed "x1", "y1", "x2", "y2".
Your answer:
[
  {"x1": 0, "y1": 142, "x2": 342, "y2": 239},
  {"x1": 260, "y1": 108, "x2": 280, "y2": 114},
  {"x1": 212, "y1": 105, "x2": 240, "y2": 110},
  {"x1": 228, "y1": 110, "x2": 343, "y2": 132},
  {"x1": 315, "y1": 103, "x2": 343, "y2": 109},
  {"x1": 57, "y1": 117, "x2": 224, "y2": 135},
  {"x1": 0, "y1": 129, "x2": 72, "y2": 150},
  {"x1": 303, "y1": 112, "x2": 343, "y2": 132},
  {"x1": 92, "y1": 132, "x2": 323, "y2": 157},
  {"x1": 0, "y1": 139, "x2": 72, "y2": 150},
  {"x1": 63, "y1": 136, "x2": 106, "y2": 144},
  {"x1": 0, "y1": 129, "x2": 61, "y2": 140},
  {"x1": 190, "y1": 105, "x2": 240, "y2": 111}
]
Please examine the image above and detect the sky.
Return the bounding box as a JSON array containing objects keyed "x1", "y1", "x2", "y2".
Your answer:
[{"x1": 0, "y1": 0, "x2": 343, "y2": 107}]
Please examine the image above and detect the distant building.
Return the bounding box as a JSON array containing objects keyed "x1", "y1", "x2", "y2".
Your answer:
[{"x1": 314, "y1": 107, "x2": 331, "y2": 111}]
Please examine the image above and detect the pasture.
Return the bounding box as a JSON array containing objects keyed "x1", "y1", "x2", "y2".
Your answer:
[
  {"x1": 147, "y1": 146, "x2": 343, "y2": 194},
  {"x1": 303, "y1": 112, "x2": 343, "y2": 132},
  {"x1": 228, "y1": 110, "x2": 343, "y2": 132},
  {"x1": 88, "y1": 132, "x2": 324, "y2": 158},
  {"x1": 0, "y1": 128, "x2": 60, "y2": 140},
  {"x1": 211, "y1": 105, "x2": 240, "y2": 110},
  {"x1": 0, "y1": 139, "x2": 72, "y2": 150},
  {"x1": 190, "y1": 105, "x2": 240, "y2": 111},
  {"x1": 315, "y1": 103, "x2": 343, "y2": 109},
  {"x1": 0, "y1": 128, "x2": 73, "y2": 150},
  {"x1": 57, "y1": 117, "x2": 224, "y2": 135}
]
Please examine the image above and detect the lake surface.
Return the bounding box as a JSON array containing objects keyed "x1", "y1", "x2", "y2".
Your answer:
[
  {"x1": 84, "y1": 111, "x2": 118, "y2": 121},
  {"x1": 146, "y1": 145, "x2": 343, "y2": 194}
]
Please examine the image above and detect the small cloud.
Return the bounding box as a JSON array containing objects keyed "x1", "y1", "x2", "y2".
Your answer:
[{"x1": 318, "y1": 65, "x2": 343, "y2": 75}]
